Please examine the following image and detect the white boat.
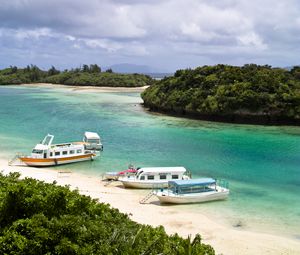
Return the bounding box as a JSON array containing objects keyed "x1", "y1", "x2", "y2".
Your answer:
[
  {"x1": 104, "y1": 165, "x2": 139, "y2": 180},
  {"x1": 120, "y1": 167, "x2": 190, "y2": 189},
  {"x1": 18, "y1": 132, "x2": 103, "y2": 167},
  {"x1": 154, "y1": 178, "x2": 229, "y2": 204}
]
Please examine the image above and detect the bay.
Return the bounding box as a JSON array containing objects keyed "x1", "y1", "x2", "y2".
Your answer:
[{"x1": 0, "y1": 85, "x2": 300, "y2": 238}]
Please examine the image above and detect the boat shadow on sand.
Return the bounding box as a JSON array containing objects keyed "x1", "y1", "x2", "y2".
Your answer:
[{"x1": 146, "y1": 198, "x2": 228, "y2": 207}]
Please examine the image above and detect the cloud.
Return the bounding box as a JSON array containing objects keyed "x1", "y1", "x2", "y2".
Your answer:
[
  {"x1": 0, "y1": 0, "x2": 300, "y2": 70},
  {"x1": 237, "y1": 32, "x2": 268, "y2": 50}
]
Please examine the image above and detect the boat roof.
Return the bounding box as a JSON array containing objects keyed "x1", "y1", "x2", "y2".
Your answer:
[
  {"x1": 169, "y1": 178, "x2": 216, "y2": 187},
  {"x1": 138, "y1": 167, "x2": 187, "y2": 174},
  {"x1": 84, "y1": 132, "x2": 100, "y2": 139}
]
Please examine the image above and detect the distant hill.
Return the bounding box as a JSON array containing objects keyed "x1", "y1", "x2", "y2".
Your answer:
[
  {"x1": 143, "y1": 73, "x2": 174, "y2": 79},
  {"x1": 105, "y1": 63, "x2": 173, "y2": 79},
  {"x1": 106, "y1": 63, "x2": 169, "y2": 74},
  {"x1": 284, "y1": 66, "x2": 299, "y2": 71}
]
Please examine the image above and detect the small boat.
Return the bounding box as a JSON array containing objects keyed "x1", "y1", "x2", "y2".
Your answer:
[
  {"x1": 154, "y1": 178, "x2": 229, "y2": 204},
  {"x1": 120, "y1": 166, "x2": 190, "y2": 189},
  {"x1": 104, "y1": 165, "x2": 139, "y2": 180},
  {"x1": 18, "y1": 132, "x2": 103, "y2": 167}
]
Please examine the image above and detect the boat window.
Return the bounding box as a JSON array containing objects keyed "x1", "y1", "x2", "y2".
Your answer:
[
  {"x1": 70, "y1": 150, "x2": 75, "y2": 154},
  {"x1": 147, "y1": 175, "x2": 154, "y2": 180},
  {"x1": 62, "y1": 151, "x2": 68, "y2": 155},
  {"x1": 160, "y1": 175, "x2": 167, "y2": 180},
  {"x1": 55, "y1": 152, "x2": 60, "y2": 156},
  {"x1": 42, "y1": 135, "x2": 53, "y2": 146},
  {"x1": 179, "y1": 185, "x2": 208, "y2": 194},
  {"x1": 77, "y1": 149, "x2": 82, "y2": 153},
  {"x1": 50, "y1": 152, "x2": 53, "y2": 157},
  {"x1": 32, "y1": 149, "x2": 43, "y2": 154},
  {"x1": 172, "y1": 175, "x2": 179, "y2": 179},
  {"x1": 140, "y1": 176, "x2": 145, "y2": 180},
  {"x1": 136, "y1": 171, "x2": 143, "y2": 177},
  {"x1": 87, "y1": 139, "x2": 100, "y2": 144}
]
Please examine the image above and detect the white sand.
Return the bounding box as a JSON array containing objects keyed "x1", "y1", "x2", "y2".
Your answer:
[
  {"x1": 19, "y1": 83, "x2": 149, "y2": 93},
  {"x1": 1, "y1": 160, "x2": 300, "y2": 255}
]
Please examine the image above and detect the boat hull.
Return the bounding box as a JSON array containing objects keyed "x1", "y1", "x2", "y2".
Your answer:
[
  {"x1": 120, "y1": 180, "x2": 169, "y2": 189},
  {"x1": 155, "y1": 189, "x2": 229, "y2": 204},
  {"x1": 19, "y1": 153, "x2": 96, "y2": 167},
  {"x1": 104, "y1": 172, "x2": 137, "y2": 181},
  {"x1": 104, "y1": 172, "x2": 120, "y2": 180}
]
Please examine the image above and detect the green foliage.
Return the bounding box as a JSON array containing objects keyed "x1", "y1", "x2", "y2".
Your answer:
[
  {"x1": 43, "y1": 72, "x2": 153, "y2": 87},
  {"x1": 48, "y1": 66, "x2": 60, "y2": 76},
  {"x1": 0, "y1": 65, "x2": 154, "y2": 87},
  {"x1": 0, "y1": 65, "x2": 47, "y2": 84},
  {"x1": 142, "y1": 64, "x2": 300, "y2": 124},
  {"x1": 0, "y1": 172, "x2": 214, "y2": 255},
  {"x1": 105, "y1": 68, "x2": 113, "y2": 73}
]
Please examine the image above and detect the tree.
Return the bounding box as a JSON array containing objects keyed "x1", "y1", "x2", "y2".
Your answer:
[
  {"x1": 82, "y1": 64, "x2": 90, "y2": 72},
  {"x1": 89, "y1": 64, "x2": 101, "y2": 73},
  {"x1": 9, "y1": 66, "x2": 18, "y2": 74},
  {"x1": 290, "y1": 66, "x2": 300, "y2": 80},
  {"x1": 48, "y1": 66, "x2": 60, "y2": 76}
]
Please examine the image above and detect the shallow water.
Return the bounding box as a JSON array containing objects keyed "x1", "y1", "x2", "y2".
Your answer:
[{"x1": 1, "y1": 85, "x2": 300, "y2": 238}]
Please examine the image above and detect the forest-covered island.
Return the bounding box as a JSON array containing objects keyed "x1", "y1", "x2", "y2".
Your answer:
[
  {"x1": 0, "y1": 172, "x2": 214, "y2": 254},
  {"x1": 0, "y1": 64, "x2": 154, "y2": 87},
  {"x1": 2, "y1": 63, "x2": 300, "y2": 125},
  {"x1": 142, "y1": 64, "x2": 300, "y2": 125}
]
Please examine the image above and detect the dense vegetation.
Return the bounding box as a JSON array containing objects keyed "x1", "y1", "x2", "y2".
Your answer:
[
  {"x1": 142, "y1": 64, "x2": 300, "y2": 125},
  {"x1": 0, "y1": 64, "x2": 154, "y2": 87},
  {"x1": 0, "y1": 172, "x2": 214, "y2": 255}
]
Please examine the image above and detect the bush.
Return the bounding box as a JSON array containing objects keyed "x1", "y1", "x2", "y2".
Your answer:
[{"x1": 0, "y1": 172, "x2": 214, "y2": 254}]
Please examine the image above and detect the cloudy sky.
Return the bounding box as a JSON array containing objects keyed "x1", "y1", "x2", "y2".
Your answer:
[{"x1": 1, "y1": 0, "x2": 300, "y2": 72}]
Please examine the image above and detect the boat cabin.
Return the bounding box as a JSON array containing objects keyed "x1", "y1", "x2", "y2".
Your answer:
[
  {"x1": 134, "y1": 167, "x2": 189, "y2": 181},
  {"x1": 83, "y1": 132, "x2": 103, "y2": 151},
  {"x1": 167, "y1": 178, "x2": 217, "y2": 194}
]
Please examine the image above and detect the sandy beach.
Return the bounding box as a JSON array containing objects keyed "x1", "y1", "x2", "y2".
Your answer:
[
  {"x1": 1, "y1": 159, "x2": 300, "y2": 255},
  {"x1": 19, "y1": 83, "x2": 149, "y2": 93}
]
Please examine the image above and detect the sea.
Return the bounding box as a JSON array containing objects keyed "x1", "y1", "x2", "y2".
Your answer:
[{"x1": 0, "y1": 85, "x2": 300, "y2": 239}]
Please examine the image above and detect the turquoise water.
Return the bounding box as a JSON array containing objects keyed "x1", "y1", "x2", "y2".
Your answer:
[{"x1": 1, "y1": 85, "x2": 300, "y2": 238}]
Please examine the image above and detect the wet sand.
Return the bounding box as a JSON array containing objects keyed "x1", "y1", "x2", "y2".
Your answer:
[{"x1": 19, "y1": 83, "x2": 149, "y2": 93}]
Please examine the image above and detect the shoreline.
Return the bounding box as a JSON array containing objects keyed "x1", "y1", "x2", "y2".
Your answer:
[
  {"x1": 17, "y1": 83, "x2": 149, "y2": 93},
  {"x1": 1, "y1": 160, "x2": 300, "y2": 255},
  {"x1": 143, "y1": 105, "x2": 300, "y2": 127},
  {"x1": 16, "y1": 83, "x2": 300, "y2": 126}
]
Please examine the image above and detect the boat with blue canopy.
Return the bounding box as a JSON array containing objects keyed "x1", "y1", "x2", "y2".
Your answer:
[{"x1": 154, "y1": 178, "x2": 229, "y2": 204}]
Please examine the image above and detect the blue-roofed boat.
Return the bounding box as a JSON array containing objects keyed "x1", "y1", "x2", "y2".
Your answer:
[{"x1": 154, "y1": 178, "x2": 229, "y2": 204}]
